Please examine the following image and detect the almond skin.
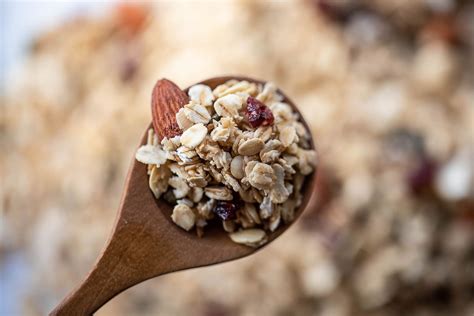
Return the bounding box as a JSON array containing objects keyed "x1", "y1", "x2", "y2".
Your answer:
[{"x1": 151, "y1": 79, "x2": 189, "y2": 139}]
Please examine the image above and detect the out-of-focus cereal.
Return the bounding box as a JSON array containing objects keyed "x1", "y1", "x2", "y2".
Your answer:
[{"x1": 2, "y1": 1, "x2": 473, "y2": 315}]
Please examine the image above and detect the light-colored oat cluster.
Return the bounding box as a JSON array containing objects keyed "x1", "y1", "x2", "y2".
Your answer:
[{"x1": 136, "y1": 80, "x2": 316, "y2": 246}]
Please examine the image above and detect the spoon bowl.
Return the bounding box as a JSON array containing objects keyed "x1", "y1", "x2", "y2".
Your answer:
[{"x1": 50, "y1": 76, "x2": 317, "y2": 316}]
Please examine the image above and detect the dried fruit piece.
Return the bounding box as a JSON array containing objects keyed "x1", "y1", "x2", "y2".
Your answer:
[
  {"x1": 115, "y1": 3, "x2": 147, "y2": 35},
  {"x1": 245, "y1": 96, "x2": 274, "y2": 128},
  {"x1": 408, "y1": 158, "x2": 437, "y2": 196},
  {"x1": 213, "y1": 200, "x2": 237, "y2": 220}
]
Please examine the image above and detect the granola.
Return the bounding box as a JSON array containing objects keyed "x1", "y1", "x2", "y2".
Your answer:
[
  {"x1": 5, "y1": 2, "x2": 474, "y2": 314},
  {"x1": 136, "y1": 80, "x2": 316, "y2": 247}
]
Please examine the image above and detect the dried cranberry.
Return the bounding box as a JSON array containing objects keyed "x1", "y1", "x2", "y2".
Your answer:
[
  {"x1": 120, "y1": 56, "x2": 138, "y2": 82},
  {"x1": 314, "y1": 0, "x2": 351, "y2": 23},
  {"x1": 115, "y1": 3, "x2": 147, "y2": 35},
  {"x1": 421, "y1": 14, "x2": 460, "y2": 45},
  {"x1": 213, "y1": 201, "x2": 237, "y2": 221},
  {"x1": 408, "y1": 158, "x2": 437, "y2": 196},
  {"x1": 245, "y1": 97, "x2": 274, "y2": 128}
]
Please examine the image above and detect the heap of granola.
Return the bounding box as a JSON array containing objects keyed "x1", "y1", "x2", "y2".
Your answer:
[{"x1": 136, "y1": 80, "x2": 317, "y2": 246}]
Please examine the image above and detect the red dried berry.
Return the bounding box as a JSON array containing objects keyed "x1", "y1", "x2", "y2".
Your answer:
[
  {"x1": 315, "y1": 0, "x2": 351, "y2": 23},
  {"x1": 408, "y1": 158, "x2": 437, "y2": 196},
  {"x1": 245, "y1": 96, "x2": 274, "y2": 128},
  {"x1": 213, "y1": 201, "x2": 237, "y2": 221}
]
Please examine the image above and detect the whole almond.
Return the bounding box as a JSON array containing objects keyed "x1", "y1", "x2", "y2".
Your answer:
[{"x1": 151, "y1": 79, "x2": 189, "y2": 139}]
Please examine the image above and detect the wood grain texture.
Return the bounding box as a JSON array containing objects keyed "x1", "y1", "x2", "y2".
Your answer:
[{"x1": 50, "y1": 76, "x2": 317, "y2": 316}]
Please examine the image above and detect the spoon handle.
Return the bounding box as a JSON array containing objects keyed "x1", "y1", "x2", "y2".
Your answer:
[
  {"x1": 50, "y1": 159, "x2": 174, "y2": 315},
  {"x1": 49, "y1": 221, "x2": 156, "y2": 315}
]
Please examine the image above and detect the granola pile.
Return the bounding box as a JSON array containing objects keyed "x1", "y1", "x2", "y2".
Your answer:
[
  {"x1": 3, "y1": 1, "x2": 474, "y2": 315},
  {"x1": 135, "y1": 80, "x2": 316, "y2": 246}
]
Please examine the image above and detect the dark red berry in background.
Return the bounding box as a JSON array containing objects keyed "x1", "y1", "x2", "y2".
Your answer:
[
  {"x1": 213, "y1": 201, "x2": 237, "y2": 221},
  {"x1": 314, "y1": 0, "x2": 351, "y2": 24},
  {"x1": 246, "y1": 96, "x2": 274, "y2": 128},
  {"x1": 408, "y1": 158, "x2": 437, "y2": 196}
]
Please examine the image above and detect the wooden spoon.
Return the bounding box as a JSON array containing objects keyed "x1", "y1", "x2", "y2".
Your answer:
[{"x1": 50, "y1": 76, "x2": 317, "y2": 315}]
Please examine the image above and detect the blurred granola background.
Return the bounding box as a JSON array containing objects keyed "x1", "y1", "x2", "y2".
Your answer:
[{"x1": 1, "y1": 0, "x2": 473, "y2": 315}]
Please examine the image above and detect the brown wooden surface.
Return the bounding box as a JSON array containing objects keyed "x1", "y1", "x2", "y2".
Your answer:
[{"x1": 50, "y1": 76, "x2": 317, "y2": 316}]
